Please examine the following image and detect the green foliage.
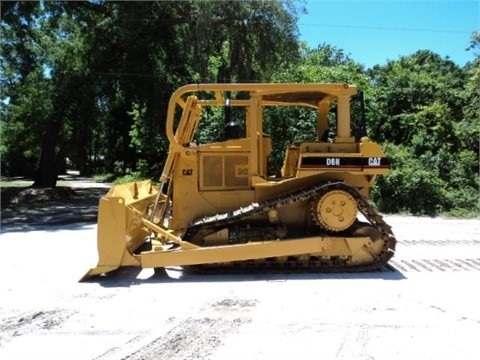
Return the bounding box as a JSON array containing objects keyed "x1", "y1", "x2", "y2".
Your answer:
[
  {"x1": 1, "y1": 69, "x2": 53, "y2": 176},
  {"x1": 1, "y1": 0, "x2": 301, "y2": 184},
  {"x1": 112, "y1": 172, "x2": 148, "y2": 185},
  {"x1": 372, "y1": 143, "x2": 479, "y2": 216},
  {"x1": 272, "y1": 43, "x2": 369, "y2": 86},
  {"x1": 366, "y1": 49, "x2": 480, "y2": 217},
  {"x1": 1, "y1": 2, "x2": 478, "y2": 216},
  {"x1": 191, "y1": 0, "x2": 301, "y2": 82},
  {"x1": 196, "y1": 107, "x2": 225, "y2": 144},
  {"x1": 262, "y1": 44, "x2": 371, "y2": 172},
  {"x1": 263, "y1": 106, "x2": 317, "y2": 172},
  {"x1": 92, "y1": 173, "x2": 116, "y2": 184},
  {"x1": 371, "y1": 143, "x2": 446, "y2": 215}
]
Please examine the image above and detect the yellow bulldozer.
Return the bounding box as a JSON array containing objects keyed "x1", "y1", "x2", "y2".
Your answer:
[{"x1": 82, "y1": 83, "x2": 396, "y2": 280}]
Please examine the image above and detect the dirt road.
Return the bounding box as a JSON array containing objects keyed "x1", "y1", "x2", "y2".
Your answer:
[{"x1": 0, "y1": 216, "x2": 479, "y2": 360}]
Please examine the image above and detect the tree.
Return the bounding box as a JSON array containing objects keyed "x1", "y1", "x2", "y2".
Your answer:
[
  {"x1": 192, "y1": 0, "x2": 302, "y2": 82},
  {"x1": 1, "y1": 2, "x2": 53, "y2": 180},
  {"x1": 1, "y1": 2, "x2": 101, "y2": 186},
  {"x1": 1, "y1": 1, "x2": 303, "y2": 185},
  {"x1": 263, "y1": 43, "x2": 370, "y2": 171},
  {"x1": 368, "y1": 50, "x2": 479, "y2": 215}
]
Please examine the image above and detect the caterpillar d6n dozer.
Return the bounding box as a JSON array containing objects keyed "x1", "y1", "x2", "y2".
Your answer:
[{"x1": 81, "y1": 83, "x2": 396, "y2": 281}]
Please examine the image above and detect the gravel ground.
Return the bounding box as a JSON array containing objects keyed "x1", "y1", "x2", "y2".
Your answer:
[
  {"x1": 1, "y1": 174, "x2": 480, "y2": 359},
  {"x1": 0, "y1": 212, "x2": 479, "y2": 360}
]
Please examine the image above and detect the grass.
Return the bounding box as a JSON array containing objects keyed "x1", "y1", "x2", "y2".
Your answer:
[{"x1": 0, "y1": 178, "x2": 34, "y2": 188}]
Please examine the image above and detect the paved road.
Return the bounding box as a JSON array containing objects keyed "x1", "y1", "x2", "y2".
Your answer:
[{"x1": 0, "y1": 216, "x2": 479, "y2": 360}]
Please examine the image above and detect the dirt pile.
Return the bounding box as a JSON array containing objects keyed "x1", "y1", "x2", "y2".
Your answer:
[{"x1": 1, "y1": 187, "x2": 78, "y2": 206}]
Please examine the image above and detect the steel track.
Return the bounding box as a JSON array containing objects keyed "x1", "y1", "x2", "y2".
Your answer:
[{"x1": 184, "y1": 182, "x2": 397, "y2": 272}]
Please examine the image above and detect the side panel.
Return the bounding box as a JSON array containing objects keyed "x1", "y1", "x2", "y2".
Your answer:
[
  {"x1": 170, "y1": 150, "x2": 254, "y2": 230},
  {"x1": 199, "y1": 153, "x2": 250, "y2": 190},
  {"x1": 170, "y1": 151, "x2": 203, "y2": 230}
]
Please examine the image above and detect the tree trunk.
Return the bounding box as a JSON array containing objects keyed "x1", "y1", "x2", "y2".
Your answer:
[{"x1": 33, "y1": 119, "x2": 61, "y2": 188}]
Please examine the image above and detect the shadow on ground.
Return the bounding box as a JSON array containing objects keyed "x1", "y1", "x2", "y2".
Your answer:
[
  {"x1": 1, "y1": 174, "x2": 110, "y2": 233},
  {"x1": 82, "y1": 263, "x2": 406, "y2": 287}
]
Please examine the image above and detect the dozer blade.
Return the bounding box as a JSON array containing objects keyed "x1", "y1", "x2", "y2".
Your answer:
[
  {"x1": 80, "y1": 180, "x2": 158, "y2": 282},
  {"x1": 81, "y1": 265, "x2": 122, "y2": 282}
]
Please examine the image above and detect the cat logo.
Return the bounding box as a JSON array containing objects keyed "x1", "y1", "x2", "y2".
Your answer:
[
  {"x1": 235, "y1": 165, "x2": 249, "y2": 177},
  {"x1": 182, "y1": 168, "x2": 193, "y2": 176},
  {"x1": 368, "y1": 157, "x2": 381, "y2": 166}
]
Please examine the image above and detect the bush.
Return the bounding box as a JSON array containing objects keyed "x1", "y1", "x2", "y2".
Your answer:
[
  {"x1": 373, "y1": 167, "x2": 446, "y2": 215},
  {"x1": 372, "y1": 142, "x2": 480, "y2": 217}
]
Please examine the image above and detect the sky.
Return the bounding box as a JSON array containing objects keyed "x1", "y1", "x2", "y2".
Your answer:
[{"x1": 297, "y1": 0, "x2": 480, "y2": 68}]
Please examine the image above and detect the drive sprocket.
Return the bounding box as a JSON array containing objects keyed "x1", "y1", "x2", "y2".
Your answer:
[{"x1": 311, "y1": 189, "x2": 357, "y2": 231}]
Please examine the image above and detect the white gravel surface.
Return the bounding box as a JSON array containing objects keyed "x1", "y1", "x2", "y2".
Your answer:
[{"x1": 1, "y1": 215, "x2": 479, "y2": 360}]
